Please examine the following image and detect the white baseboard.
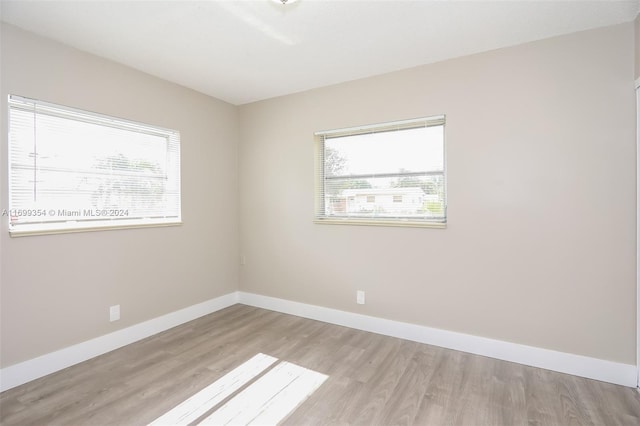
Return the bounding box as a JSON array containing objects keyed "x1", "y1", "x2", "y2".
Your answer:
[
  {"x1": 0, "y1": 292, "x2": 239, "y2": 392},
  {"x1": 237, "y1": 292, "x2": 638, "y2": 387},
  {"x1": 2, "y1": 290, "x2": 636, "y2": 392}
]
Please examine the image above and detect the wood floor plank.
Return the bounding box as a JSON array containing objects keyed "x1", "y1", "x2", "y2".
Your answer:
[
  {"x1": 348, "y1": 339, "x2": 419, "y2": 425},
  {"x1": 2, "y1": 304, "x2": 639, "y2": 426},
  {"x1": 376, "y1": 347, "x2": 437, "y2": 425},
  {"x1": 413, "y1": 349, "x2": 469, "y2": 425}
]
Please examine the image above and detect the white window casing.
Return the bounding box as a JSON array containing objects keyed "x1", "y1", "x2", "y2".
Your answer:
[{"x1": 315, "y1": 115, "x2": 446, "y2": 228}]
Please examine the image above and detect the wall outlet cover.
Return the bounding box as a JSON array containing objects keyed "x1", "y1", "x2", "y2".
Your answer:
[{"x1": 109, "y1": 305, "x2": 120, "y2": 322}]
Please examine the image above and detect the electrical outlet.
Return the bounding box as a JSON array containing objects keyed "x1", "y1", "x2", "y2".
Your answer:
[
  {"x1": 241, "y1": 255, "x2": 246, "y2": 266},
  {"x1": 109, "y1": 305, "x2": 120, "y2": 322},
  {"x1": 356, "y1": 290, "x2": 365, "y2": 305}
]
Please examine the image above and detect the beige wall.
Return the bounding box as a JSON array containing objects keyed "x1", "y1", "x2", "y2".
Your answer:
[
  {"x1": 0, "y1": 24, "x2": 240, "y2": 367},
  {"x1": 635, "y1": 14, "x2": 640, "y2": 79},
  {"x1": 239, "y1": 23, "x2": 637, "y2": 364}
]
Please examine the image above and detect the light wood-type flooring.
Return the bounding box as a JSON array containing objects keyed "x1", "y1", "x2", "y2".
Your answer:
[{"x1": 1, "y1": 304, "x2": 640, "y2": 425}]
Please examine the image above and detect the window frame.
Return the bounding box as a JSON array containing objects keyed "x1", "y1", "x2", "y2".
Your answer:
[
  {"x1": 314, "y1": 116, "x2": 446, "y2": 228},
  {"x1": 7, "y1": 95, "x2": 182, "y2": 237}
]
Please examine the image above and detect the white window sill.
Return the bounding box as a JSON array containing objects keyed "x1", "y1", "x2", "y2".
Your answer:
[
  {"x1": 313, "y1": 218, "x2": 446, "y2": 229},
  {"x1": 9, "y1": 220, "x2": 182, "y2": 237}
]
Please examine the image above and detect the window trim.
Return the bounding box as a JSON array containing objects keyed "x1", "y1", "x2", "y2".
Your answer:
[
  {"x1": 9, "y1": 219, "x2": 181, "y2": 238},
  {"x1": 7, "y1": 95, "x2": 182, "y2": 237},
  {"x1": 314, "y1": 115, "x2": 447, "y2": 228}
]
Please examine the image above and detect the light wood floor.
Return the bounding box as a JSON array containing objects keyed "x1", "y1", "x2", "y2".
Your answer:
[{"x1": 1, "y1": 304, "x2": 640, "y2": 425}]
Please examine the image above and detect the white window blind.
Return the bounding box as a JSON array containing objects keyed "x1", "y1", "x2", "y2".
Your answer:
[
  {"x1": 7, "y1": 95, "x2": 181, "y2": 236},
  {"x1": 315, "y1": 116, "x2": 446, "y2": 226}
]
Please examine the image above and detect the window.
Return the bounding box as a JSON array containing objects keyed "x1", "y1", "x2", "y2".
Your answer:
[
  {"x1": 315, "y1": 116, "x2": 445, "y2": 227},
  {"x1": 7, "y1": 95, "x2": 181, "y2": 236}
]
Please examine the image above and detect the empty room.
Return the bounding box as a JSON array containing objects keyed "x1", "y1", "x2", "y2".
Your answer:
[{"x1": 1, "y1": 0, "x2": 640, "y2": 424}]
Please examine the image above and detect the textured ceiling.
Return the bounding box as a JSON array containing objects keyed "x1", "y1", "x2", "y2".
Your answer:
[{"x1": 1, "y1": 0, "x2": 639, "y2": 105}]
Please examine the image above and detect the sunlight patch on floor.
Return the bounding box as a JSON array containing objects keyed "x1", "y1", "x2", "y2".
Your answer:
[
  {"x1": 148, "y1": 353, "x2": 327, "y2": 426},
  {"x1": 199, "y1": 360, "x2": 327, "y2": 425},
  {"x1": 149, "y1": 353, "x2": 277, "y2": 425}
]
